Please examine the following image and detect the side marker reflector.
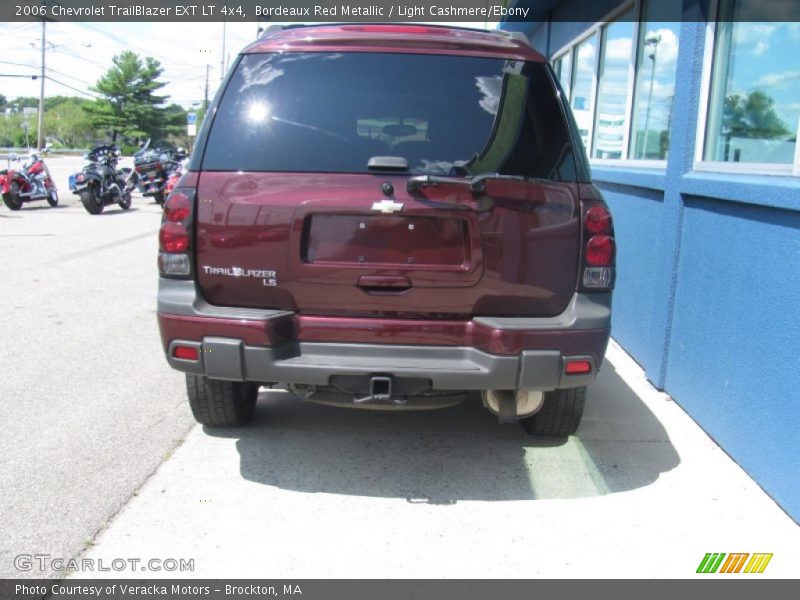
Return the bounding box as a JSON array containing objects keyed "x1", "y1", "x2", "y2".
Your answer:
[
  {"x1": 173, "y1": 346, "x2": 199, "y2": 361},
  {"x1": 565, "y1": 360, "x2": 592, "y2": 375}
]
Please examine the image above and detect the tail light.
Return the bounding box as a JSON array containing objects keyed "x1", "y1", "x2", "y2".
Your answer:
[
  {"x1": 580, "y1": 196, "x2": 615, "y2": 290},
  {"x1": 586, "y1": 235, "x2": 615, "y2": 266},
  {"x1": 158, "y1": 188, "x2": 194, "y2": 278}
]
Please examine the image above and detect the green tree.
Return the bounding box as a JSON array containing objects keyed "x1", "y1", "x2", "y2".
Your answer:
[
  {"x1": 85, "y1": 51, "x2": 170, "y2": 142},
  {"x1": 723, "y1": 91, "x2": 790, "y2": 139},
  {"x1": 0, "y1": 96, "x2": 96, "y2": 148},
  {"x1": 44, "y1": 98, "x2": 96, "y2": 148}
]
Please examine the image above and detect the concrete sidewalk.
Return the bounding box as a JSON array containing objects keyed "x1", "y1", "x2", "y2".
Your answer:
[{"x1": 79, "y1": 340, "x2": 800, "y2": 578}]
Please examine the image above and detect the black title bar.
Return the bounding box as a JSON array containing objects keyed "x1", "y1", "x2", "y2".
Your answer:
[{"x1": 4, "y1": 0, "x2": 800, "y2": 22}]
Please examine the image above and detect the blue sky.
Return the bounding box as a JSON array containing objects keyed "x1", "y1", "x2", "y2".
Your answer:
[{"x1": 724, "y1": 23, "x2": 800, "y2": 130}]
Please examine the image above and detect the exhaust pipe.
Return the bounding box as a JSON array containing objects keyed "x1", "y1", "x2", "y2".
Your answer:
[{"x1": 482, "y1": 390, "x2": 544, "y2": 424}]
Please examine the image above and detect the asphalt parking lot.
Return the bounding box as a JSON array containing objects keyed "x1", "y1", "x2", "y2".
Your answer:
[
  {"x1": 0, "y1": 157, "x2": 194, "y2": 579},
  {"x1": 2, "y1": 157, "x2": 798, "y2": 579}
]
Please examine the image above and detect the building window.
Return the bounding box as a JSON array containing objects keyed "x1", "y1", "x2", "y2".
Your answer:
[
  {"x1": 704, "y1": 3, "x2": 800, "y2": 167},
  {"x1": 553, "y1": 52, "x2": 572, "y2": 101},
  {"x1": 550, "y1": 0, "x2": 680, "y2": 163},
  {"x1": 570, "y1": 34, "x2": 598, "y2": 150},
  {"x1": 629, "y1": 20, "x2": 680, "y2": 159},
  {"x1": 592, "y1": 11, "x2": 635, "y2": 159}
]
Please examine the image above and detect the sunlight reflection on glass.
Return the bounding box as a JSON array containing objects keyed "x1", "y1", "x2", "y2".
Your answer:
[{"x1": 247, "y1": 102, "x2": 270, "y2": 123}]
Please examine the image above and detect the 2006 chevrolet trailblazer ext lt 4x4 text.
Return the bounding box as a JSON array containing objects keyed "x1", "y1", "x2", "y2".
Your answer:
[{"x1": 156, "y1": 24, "x2": 615, "y2": 436}]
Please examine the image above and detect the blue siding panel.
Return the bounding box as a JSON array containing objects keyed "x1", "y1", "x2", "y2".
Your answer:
[
  {"x1": 503, "y1": 0, "x2": 800, "y2": 521},
  {"x1": 666, "y1": 198, "x2": 800, "y2": 518},
  {"x1": 597, "y1": 182, "x2": 666, "y2": 376}
]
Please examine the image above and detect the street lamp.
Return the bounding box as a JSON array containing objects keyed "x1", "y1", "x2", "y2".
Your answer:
[{"x1": 641, "y1": 34, "x2": 661, "y2": 159}]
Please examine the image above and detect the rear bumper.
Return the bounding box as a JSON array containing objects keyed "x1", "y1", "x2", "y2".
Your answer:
[{"x1": 157, "y1": 279, "x2": 611, "y2": 391}]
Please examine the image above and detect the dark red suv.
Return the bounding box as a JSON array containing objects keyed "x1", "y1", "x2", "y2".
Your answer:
[{"x1": 157, "y1": 24, "x2": 614, "y2": 436}]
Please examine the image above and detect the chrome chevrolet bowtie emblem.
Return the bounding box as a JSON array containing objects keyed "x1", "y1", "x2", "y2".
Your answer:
[{"x1": 371, "y1": 199, "x2": 403, "y2": 214}]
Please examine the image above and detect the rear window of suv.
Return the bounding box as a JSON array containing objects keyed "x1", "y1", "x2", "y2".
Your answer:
[{"x1": 202, "y1": 52, "x2": 578, "y2": 181}]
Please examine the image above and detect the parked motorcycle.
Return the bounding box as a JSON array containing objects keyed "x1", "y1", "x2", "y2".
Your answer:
[
  {"x1": 0, "y1": 151, "x2": 58, "y2": 210},
  {"x1": 133, "y1": 139, "x2": 186, "y2": 205},
  {"x1": 70, "y1": 144, "x2": 132, "y2": 215}
]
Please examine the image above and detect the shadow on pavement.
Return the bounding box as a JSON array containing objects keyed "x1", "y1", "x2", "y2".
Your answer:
[
  {"x1": 9, "y1": 204, "x2": 67, "y2": 211},
  {"x1": 206, "y1": 361, "x2": 680, "y2": 502},
  {"x1": 98, "y1": 207, "x2": 140, "y2": 216}
]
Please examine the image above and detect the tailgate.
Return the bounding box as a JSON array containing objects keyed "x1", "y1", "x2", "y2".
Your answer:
[{"x1": 195, "y1": 172, "x2": 580, "y2": 318}]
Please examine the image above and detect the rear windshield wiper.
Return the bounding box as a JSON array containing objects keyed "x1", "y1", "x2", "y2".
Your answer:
[{"x1": 406, "y1": 173, "x2": 530, "y2": 195}]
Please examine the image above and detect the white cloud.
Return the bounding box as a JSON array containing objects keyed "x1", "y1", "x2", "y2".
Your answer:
[
  {"x1": 754, "y1": 70, "x2": 800, "y2": 89},
  {"x1": 751, "y1": 40, "x2": 769, "y2": 56},
  {"x1": 733, "y1": 23, "x2": 776, "y2": 46},
  {"x1": 649, "y1": 79, "x2": 676, "y2": 101},
  {"x1": 475, "y1": 75, "x2": 502, "y2": 115},
  {"x1": 642, "y1": 28, "x2": 679, "y2": 76},
  {"x1": 575, "y1": 40, "x2": 596, "y2": 62},
  {"x1": 605, "y1": 37, "x2": 632, "y2": 62}
]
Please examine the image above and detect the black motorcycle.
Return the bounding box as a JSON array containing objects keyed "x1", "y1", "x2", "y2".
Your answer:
[
  {"x1": 133, "y1": 139, "x2": 186, "y2": 205},
  {"x1": 70, "y1": 144, "x2": 133, "y2": 215}
]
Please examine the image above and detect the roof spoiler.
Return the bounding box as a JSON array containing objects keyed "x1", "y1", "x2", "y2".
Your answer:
[{"x1": 257, "y1": 23, "x2": 531, "y2": 47}]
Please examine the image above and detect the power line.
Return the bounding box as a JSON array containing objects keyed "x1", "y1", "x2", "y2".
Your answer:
[
  {"x1": 0, "y1": 32, "x2": 41, "y2": 41},
  {"x1": 76, "y1": 23, "x2": 199, "y2": 69},
  {"x1": 0, "y1": 59, "x2": 38, "y2": 69},
  {"x1": 48, "y1": 47, "x2": 108, "y2": 69},
  {"x1": 0, "y1": 23, "x2": 37, "y2": 33},
  {"x1": 46, "y1": 66, "x2": 94, "y2": 87},
  {"x1": 45, "y1": 75, "x2": 100, "y2": 99}
]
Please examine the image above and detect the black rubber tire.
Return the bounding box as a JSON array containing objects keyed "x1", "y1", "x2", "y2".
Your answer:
[
  {"x1": 46, "y1": 188, "x2": 58, "y2": 207},
  {"x1": 118, "y1": 192, "x2": 132, "y2": 210},
  {"x1": 154, "y1": 191, "x2": 165, "y2": 205},
  {"x1": 80, "y1": 187, "x2": 103, "y2": 215},
  {"x1": 186, "y1": 374, "x2": 258, "y2": 427},
  {"x1": 2, "y1": 182, "x2": 22, "y2": 210},
  {"x1": 519, "y1": 387, "x2": 587, "y2": 437}
]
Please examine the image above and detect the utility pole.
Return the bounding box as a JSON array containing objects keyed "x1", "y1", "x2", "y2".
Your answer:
[
  {"x1": 204, "y1": 64, "x2": 210, "y2": 111},
  {"x1": 642, "y1": 34, "x2": 661, "y2": 159},
  {"x1": 220, "y1": 19, "x2": 227, "y2": 83},
  {"x1": 37, "y1": 20, "x2": 45, "y2": 150}
]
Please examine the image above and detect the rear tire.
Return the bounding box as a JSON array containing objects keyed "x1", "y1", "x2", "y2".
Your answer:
[
  {"x1": 154, "y1": 191, "x2": 165, "y2": 205},
  {"x1": 186, "y1": 374, "x2": 258, "y2": 427},
  {"x1": 80, "y1": 187, "x2": 103, "y2": 215},
  {"x1": 118, "y1": 192, "x2": 132, "y2": 210},
  {"x1": 2, "y1": 182, "x2": 22, "y2": 210},
  {"x1": 519, "y1": 387, "x2": 586, "y2": 437},
  {"x1": 46, "y1": 188, "x2": 58, "y2": 207}
]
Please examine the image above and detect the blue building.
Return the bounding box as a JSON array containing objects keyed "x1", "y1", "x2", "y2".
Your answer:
[{"x1": 504, "y1": 0, "x2": 800, "y2": 521}]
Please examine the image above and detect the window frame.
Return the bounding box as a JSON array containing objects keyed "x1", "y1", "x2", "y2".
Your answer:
[
  {"x1": 550, "y1": 0, "x2": 677, "y2": 169},
  {"x1": 694, "y1": 0, "x2": 800, "y2": 177}
]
